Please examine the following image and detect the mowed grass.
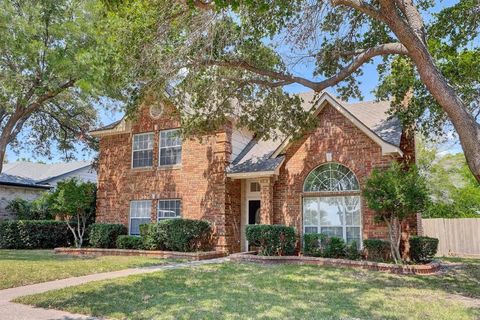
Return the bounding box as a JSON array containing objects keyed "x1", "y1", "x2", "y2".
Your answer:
[
  {"x1": 0, "y1": 250, "x2": 174, "y2": 289},
  {"x1": 16, "y1": 258, "x2": 480, "y2": 320}
]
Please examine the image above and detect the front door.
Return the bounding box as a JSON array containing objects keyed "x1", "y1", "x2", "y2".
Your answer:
[
  {"x1": 247, "y1": 199, "x2": 261, "y2": 250},
  {"x1": 248, "y1": 200, "x2": 261, "y2": 225}
]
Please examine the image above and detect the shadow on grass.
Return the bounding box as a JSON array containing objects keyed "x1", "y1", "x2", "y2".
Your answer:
[{"x1": 18, "y1": 261, "x2": 480, "y2": 320}]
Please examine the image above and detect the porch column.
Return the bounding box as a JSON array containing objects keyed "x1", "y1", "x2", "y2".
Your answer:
[{"x1": 259, "y1": 177, "x2": 274, "y2": 224}]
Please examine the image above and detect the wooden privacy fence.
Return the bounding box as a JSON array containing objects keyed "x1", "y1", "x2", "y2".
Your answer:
[{"x1": 420, "y1": 218, "x2": 480, "y2": 257}]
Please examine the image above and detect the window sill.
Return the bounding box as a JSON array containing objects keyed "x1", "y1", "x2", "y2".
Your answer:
[
  {"x1": 131, "y1": 166, "x2": 155, "y2": 172},
  {"x1": 157, "y1": 164, "x2": 182, "y2": 170}
]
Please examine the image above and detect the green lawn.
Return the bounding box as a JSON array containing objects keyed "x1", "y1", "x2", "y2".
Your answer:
[
  {"x1": 0, "y1": 250, "x2": 174, "y2": 289},
  {"x1": 16, "y1": 258, "x2": 480, "y2": 320}
]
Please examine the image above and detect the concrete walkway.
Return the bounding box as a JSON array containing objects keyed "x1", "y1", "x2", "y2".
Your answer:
[{"x1": 0, "y1": 258, "x2": 228, "y2": 320}]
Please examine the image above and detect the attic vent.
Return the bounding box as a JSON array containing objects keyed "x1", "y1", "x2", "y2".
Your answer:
[{"x1": 149, "y1": 103, "x2": 164, "y2": 119}]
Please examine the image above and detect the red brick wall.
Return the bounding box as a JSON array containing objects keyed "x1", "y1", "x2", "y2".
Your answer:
[
  {"x1": 272, "y1": 104, "x2": 413, "y2": 241},
  {"x1": 96, "y1": 103, "x2": 239, "y2": 252}
]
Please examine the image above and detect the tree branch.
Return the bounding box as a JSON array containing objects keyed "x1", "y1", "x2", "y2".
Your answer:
[
  {"x1": 331, "y1": 0, "x2": 384, "y2": 21},
  {"x1": 190, "y1": 43, "x2": 408, "y2": 92}
]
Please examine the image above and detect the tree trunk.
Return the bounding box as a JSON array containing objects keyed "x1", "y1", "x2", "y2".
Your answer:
[{"x1": 383, "y1": 12, "x2": 480, "y2": 183}]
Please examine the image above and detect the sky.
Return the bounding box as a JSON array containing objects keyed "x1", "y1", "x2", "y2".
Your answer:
[{"x1": 5, "y1": 0, "x2": 463, "y2": 164}]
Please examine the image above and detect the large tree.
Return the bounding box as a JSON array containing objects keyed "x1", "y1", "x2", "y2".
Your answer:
[
  {"x1": 103, "y1": 0, "x2": 480, "y2": 181},
  {"x1": 0, "y1": 0, "x2": 125, "y2": 172}
]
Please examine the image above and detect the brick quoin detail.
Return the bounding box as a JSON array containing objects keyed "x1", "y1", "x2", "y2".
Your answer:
[
  {"x1": 96, "y1": 101, "x2": 240, "y2": 252},
  {"x1": 96, "y1": 100, "x2": 415, "y2": 253},
  {"x1": 271, "y1": 105, "x2": 416, "y2": 241}
]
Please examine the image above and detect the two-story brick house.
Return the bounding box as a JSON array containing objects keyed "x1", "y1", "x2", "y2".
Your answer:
[{"x1": 91, "y1": 91, "x2": 415, "y2": 253}]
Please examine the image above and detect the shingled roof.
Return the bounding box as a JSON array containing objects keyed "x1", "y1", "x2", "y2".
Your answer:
[
  {"x1": 2, "y1": 161, "x2": 92, "y2": 183},
  {"x1": 0, "y1": 173, "x2": 51, "y2": 189},
  {"x1": 227, "y1": 91, "x2": 403, "y2": 176}
]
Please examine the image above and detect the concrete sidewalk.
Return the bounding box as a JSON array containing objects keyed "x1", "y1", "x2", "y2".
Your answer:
[{"x1": 0, "y1": 258, "x2": 228, "y2": 320}]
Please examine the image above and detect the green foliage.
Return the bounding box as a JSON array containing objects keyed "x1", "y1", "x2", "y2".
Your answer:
[
  {"x1": 303, "y1": 233, "x2": 328, "y2": 257},
  {"x1": 303, "y1": 234, "x2": 358, "y2": 259},
  {"x1": 409, "y1": 236, "x2": 439, "y2": 263},
  {"x1": 0, "y1": 220, "x2": 72, "y2": 249},
  {"x1": 6, "y1": 198, "x2": 35, "y2": 220},
  {"x1": 345, "y1": 241, "x2": 361, "y2": 261},
  {"x1": 6, "y1": 192, "x2": 56, "y2": 220},
  {"x1": 363, "y1": 162, "x2": 429, "y2": 222},
  {"x1": 417, "y1": 143, "x2": 480, "y2": 218},
  {"x1": 157, "y1": 219, "x2": 213, "y2": 252},
  {"x1": 140, "y1": 219, "x2": 213, "y2": 252},
  {"x1": 363, "y1": 163, "x2": 428, "y2": 263},
  {"x1": 88, "y1": 223, "x2": 127, "y2": 248},
  {"x1": 50, "y1": 178, "x2": 97, "y2": 248},
  {"x1": 246, "y1": 225, "x2": 296, "y2": 256},
  {"x1": 99, "y1": 0, "x2": 480, "y2": 147},
  {"x1": 116, "y1": 235, "x2": 144, "y2": 250},
  {"x1": 363, "y1": 239, "x2": 391, "y2": 262},
  {"x1": 0, "y1": 0, "x2": 127, "y2": 162},
  {"x1": 139, "y1": 223, "x2": 165, "y2": 251}
]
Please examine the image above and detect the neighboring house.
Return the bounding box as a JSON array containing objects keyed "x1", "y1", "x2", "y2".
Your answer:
[
  {"x1": 0, "y1": 161, "x2": 97, "y2": 219},
  {"x1": 0, "y1": 174, "x2": 50, "y2": 220},
  {"x1": 91, "y1": 91, "x2": 415, "y2": 253}
]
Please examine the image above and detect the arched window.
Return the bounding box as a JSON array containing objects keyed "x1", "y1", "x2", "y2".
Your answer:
[
  {"x1": 304, "y1": 163, "x2": 359, "y2": 192},
  {"x1": 303, "y1": 163, "x2": 361, "y2": 248}
]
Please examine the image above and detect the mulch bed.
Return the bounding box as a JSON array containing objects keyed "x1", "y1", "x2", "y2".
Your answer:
[
  {"x1": 229, "y1": 252, "x2": 441, "y2": 275},
  {"x1": 54, "y1": 247, "x2": 226, "y2": 261}
]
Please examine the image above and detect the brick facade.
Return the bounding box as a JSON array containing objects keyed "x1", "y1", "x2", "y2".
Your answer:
[
  {"x1": 96, "y1": 103, "x2": 240, "y2": 252},
  {"x1": 271, "y1": 105, "x2": 415, "y2": 240},
  {"x1": 96, "y1": 101, "x2": 415, "y2": 253}
]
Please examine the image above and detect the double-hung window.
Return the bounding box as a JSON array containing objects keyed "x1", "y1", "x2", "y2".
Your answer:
[
  {"x1": 132, "y1": 133, "x2": 154, "y2": 168},
  {"x1": 157, "y1": 199, "x2": 181, "y2": 220},
  {"x1": 159, "y1": 129, "x2": 182, "y2": 166},
  {"x1": 129, "y1": 200, "x2": 151, "y2": 235}
]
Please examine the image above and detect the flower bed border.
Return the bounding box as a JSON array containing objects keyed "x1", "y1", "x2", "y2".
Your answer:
[
  {"x1": 230, "y1": 252, "x2": 440, "y2": 275},
  {"x1": 54, "y1": 247, "x2": 226, "y2": 261}
]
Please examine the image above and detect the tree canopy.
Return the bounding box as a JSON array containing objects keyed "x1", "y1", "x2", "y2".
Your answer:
[
  {"x1": 0, "y1": 0, "x2": 127, "y2": 171},
  {"x1": 417, "y1": 140, "x2": 480, "y2": 218},
  {"x1": 101, "y1": 0, "x2": 480, "y2": 182}
]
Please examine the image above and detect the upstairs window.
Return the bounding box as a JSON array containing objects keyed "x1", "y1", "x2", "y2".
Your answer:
[
  {"x1": 159, "y1": 129, "x2": 182, "y2": 166},
  {"x1": 132, "y1": 133, "x2": 154, "y2": 168},
  {"x1": 157, "y1": 199, "x2": 181, "y2": 220}
]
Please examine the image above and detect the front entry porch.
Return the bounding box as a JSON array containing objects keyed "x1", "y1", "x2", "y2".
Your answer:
[{"x1": 239, "y1": 178, "x2": 275, "y2": 251}]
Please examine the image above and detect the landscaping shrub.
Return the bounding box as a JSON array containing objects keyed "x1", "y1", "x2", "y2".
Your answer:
[
  {"x1": 140, "y1": 223, "x2": 165, "y2": 250},
  {"x1": 116, "y1": 235, "x2": 144, "y2": 250},
  {"x1": 0, "y1": 220, "x2": 71, "y2": 249},
  {"x1": 345, "y1": 241, "x2": 361, "y2": 260},
  {"x1": 303, "y1": 234, "x2": 349, "y2": 258},
  {"x1": 246, "y1": 224, "x2": 296, "y2": 256},
  {"x1": 303, "y1": 233, "x2": 328, "y2": 257},
  {"x1": 88, "y1": 223, "x2": 127, "y2": 248},
  {"x1": 140, "y1": 219, "x2": 213, "y2": 252},
  {"x1": 409, "y1": 236, "x2": 439, "y2": 263},
  {"x1": 363, "y1": 239, "x2": 391, "y2": 262}
]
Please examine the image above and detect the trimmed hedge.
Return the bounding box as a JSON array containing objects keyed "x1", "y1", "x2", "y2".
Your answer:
[
  {"x1": 88, "y1": 223, "x2": 127, "y2": 248},
  {"x1": 246, "y1": 224, "x2": 296, "y2": 256},
  {"x1": 140, "y1": 223, "x2": 164, "y2": 250},
  {"x1": 140, "y1": 219, "x2": 213, "y2": 252},
  {"x1": 409, "y1": 236, "x2": 439, "y2": 263},
  {"x1": 0, "y1": 220, "x2": 72, "y2": 249},
  {"x1": 303, "y1": 233, "x2": 360, "y2": 259},
  {"x1": 116, "y1": 235, "x2": 143, "y2": 250},
  {"x1": 363, "y1": 239, "x2": 391, "y2": 262}
]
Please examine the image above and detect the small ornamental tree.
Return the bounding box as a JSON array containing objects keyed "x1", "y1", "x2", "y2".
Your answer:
[
  {"x1": 51, "y1": 178, "x2": 97, "y2": 248},
  {"x1": 363, "y1": 162, "x2": 428, "y2": 264}
]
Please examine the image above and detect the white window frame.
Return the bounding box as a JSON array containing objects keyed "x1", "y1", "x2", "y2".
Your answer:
[
  {"x1": 302, "y1": 195, "x2": 362, "y2": 248},
  {"x1": 131, "y1": 132, "x2": 154, "y2": 168},
  {"x1": 129, "y1": 200, "x2": 152, "y2": 235},
  {"x1": 157, "y1": 199, "x2": 182, "y2": 221},
  {"x1": 159, "y1": 129, "x2": 182, "y2": 167}
]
